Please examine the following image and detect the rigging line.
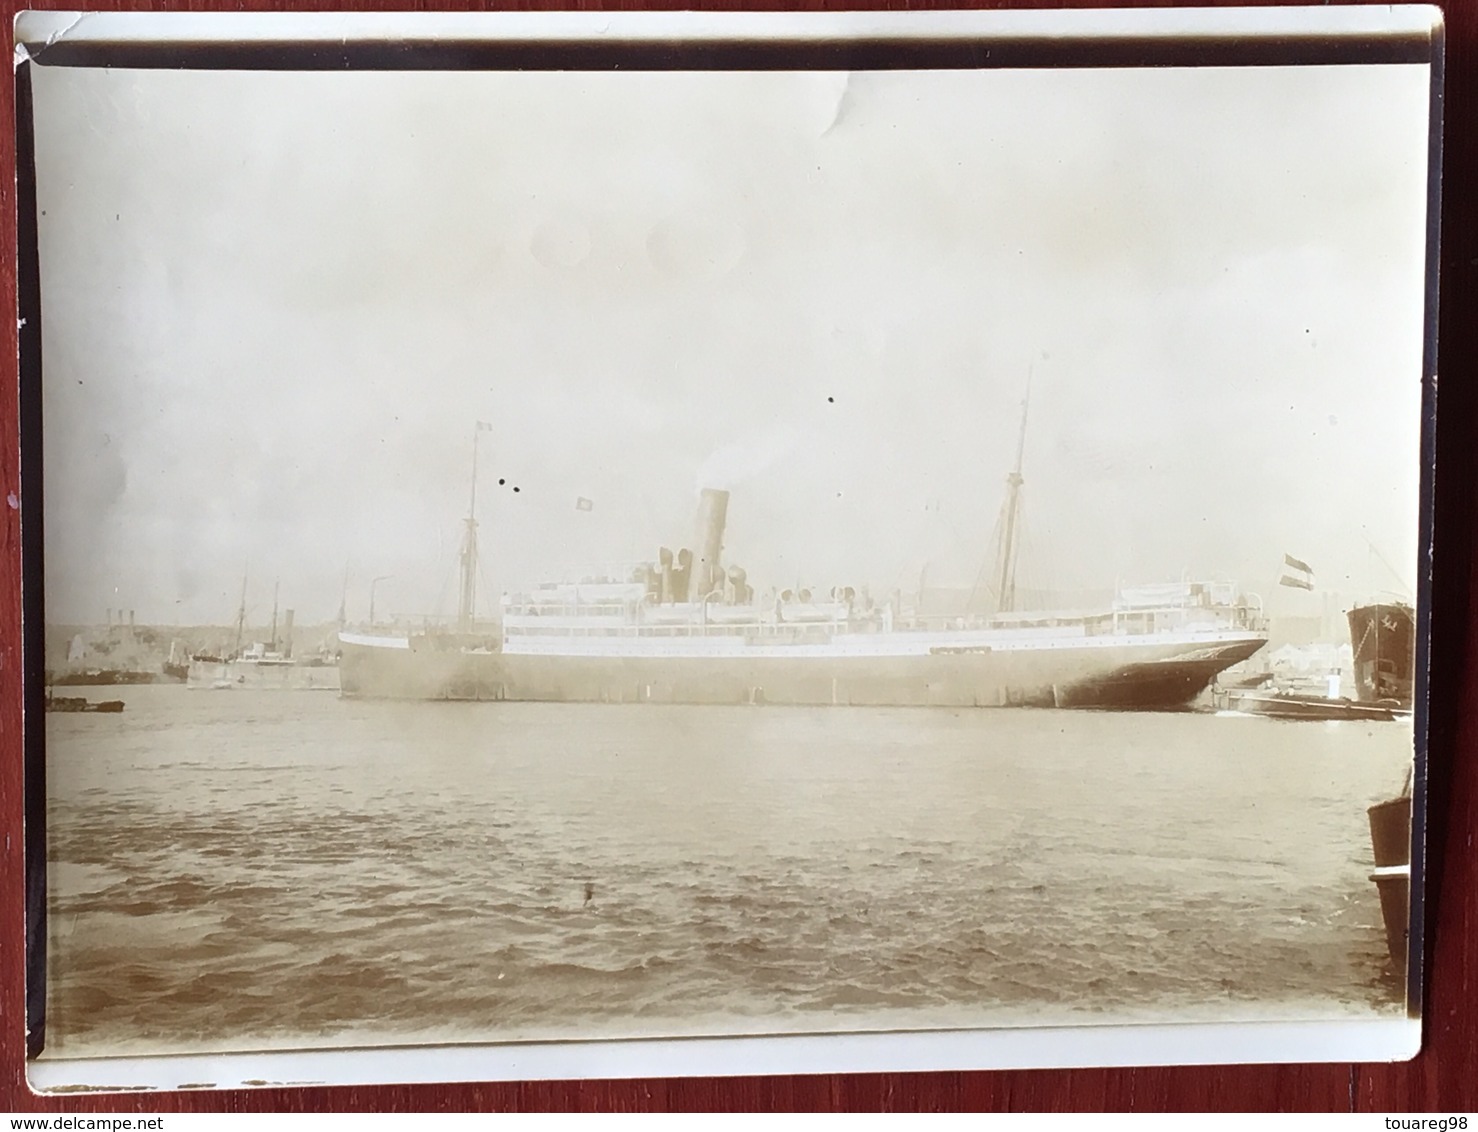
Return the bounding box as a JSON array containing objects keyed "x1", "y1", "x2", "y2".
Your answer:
[
  {"x1": 1016, "y1": 500, "x2": 1047, "y2": 610},
  {"x1": 1364, "y1": 534, "x2": 1412, "y2": 598},
  {"x1": 994, "y1": 373, "x2": 1032, "y2": 615},
  {"x1": 969, "y1": 498, "x2": 1009, "y2": 613},
  {"x1": 433, "y1": 546, "x2": 456, "y2": 622},
  {"x1": 1006, "y1": 489, "x2": 1028, "y2": 610},
  {"x1": 477, "y1": 561, "x2": 499, "y2": 623}
]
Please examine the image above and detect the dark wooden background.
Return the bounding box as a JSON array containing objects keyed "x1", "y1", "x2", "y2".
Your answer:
[{"x1": 4, "y1": 0, "x2": 1475, "y2": 1113}]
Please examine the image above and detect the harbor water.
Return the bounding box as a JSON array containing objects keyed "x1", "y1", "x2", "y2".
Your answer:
[{"x1": 42, "y1": 687, "x2": 1411, "y2": 1057}]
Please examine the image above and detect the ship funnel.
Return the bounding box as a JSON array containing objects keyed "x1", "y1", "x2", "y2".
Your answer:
[
  {"x1": 693, "y1": 488, "x2": 730, "y2": 600},
  {"x1": 726, "y1": 565, "x2": 750, "y2": 605},
  {"x1": 281, "y1": 609, "x2": 295, "y2": 658},
  {"x1": 658, "y1": 547, "x2": 674, "y2": 604}
]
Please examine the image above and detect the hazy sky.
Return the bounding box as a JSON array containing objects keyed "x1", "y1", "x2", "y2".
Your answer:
[{"x1": 32, "y1": 62, "x2": 1431, "y2": 626}]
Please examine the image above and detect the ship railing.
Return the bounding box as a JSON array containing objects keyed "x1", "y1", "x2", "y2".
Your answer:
[
  {"x1": 1107, "y1": 606, "x2": 1267, "y2": 635},
  {"x1": 522, "y1": 565, "x2": 655, "y2": 590},
  {"x1": 496, "y1": 603, "x2": 1270, "y2": 638},
  {"x1": 364, "y1": 615, "x2": 500, "y2": 632},
  {"x1": 503, "y1": 619, "x2": 868, "y2": 640}
]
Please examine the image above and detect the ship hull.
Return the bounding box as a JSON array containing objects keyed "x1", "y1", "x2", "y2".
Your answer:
[
  {"x1": 1347, "y1": 603, "x2": 1415, "y2": 710},
  {"x1": 46, "y1": 669, "x2": 174, "y2": 687},
  {"x1": 187, "y1": 659, "x2": 341, "y2": 692},
  {"x1": 338, "y1": 632, "x2": 1265, "y2": 709}
]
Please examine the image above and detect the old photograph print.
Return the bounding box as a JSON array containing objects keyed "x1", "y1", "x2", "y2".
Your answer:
[{"x1": 27, "y1": 21, "x2": 1431, "y2": 1064}]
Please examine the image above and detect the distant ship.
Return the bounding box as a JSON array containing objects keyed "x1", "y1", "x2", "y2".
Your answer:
[
  {"x1": 187, "y1": 643, "x2": 341, "y2": 692},
  {"x1": 46, "y1": 667, "x2": 173, "y2": 687},
  {"x1": 162, "y1": 640, "x2": 190, "y2": 683},
  {"x1": 47, "y1": 617, "x2": 179, "y2": 686},
  {"x1": 188, "y1": 584, "x2": 340, "y2": 692},
  {"x1": 339, "y1": 421, "x2": 1268, "y2": 709}
]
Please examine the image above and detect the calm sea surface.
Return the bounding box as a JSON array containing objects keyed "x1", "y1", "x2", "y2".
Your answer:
[{"x1": 43, "y1": 688, "x2": 1411, "y2": 1057}]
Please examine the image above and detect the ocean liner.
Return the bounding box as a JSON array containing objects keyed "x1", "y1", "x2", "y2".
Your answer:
[{"x1": 338, "y1": 423, "x2": 1268, "y2": 709}]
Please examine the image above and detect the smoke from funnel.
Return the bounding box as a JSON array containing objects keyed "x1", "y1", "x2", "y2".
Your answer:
[
  {"x1": 694, "y1": 424, "x2": 808, "y2": 494},
  {"x1": 693, "y1": 488, "x2": 730, "y2": 599}
]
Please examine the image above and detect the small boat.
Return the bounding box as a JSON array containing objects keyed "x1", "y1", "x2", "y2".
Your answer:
[
  {"x1": 45, "y1": 694, "x2": 125, "y2": 713},
  {"x1": 1218, "y1": 689, "x2": 1401, "y2": 722},
  {"x1": 1368, "y1": 767, "x2": 1413, "y2": 970}
]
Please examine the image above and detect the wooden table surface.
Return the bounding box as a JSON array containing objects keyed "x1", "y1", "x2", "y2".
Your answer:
[{"x1": 3, "y1": 0, "x2": 1474, "y2": 1113}]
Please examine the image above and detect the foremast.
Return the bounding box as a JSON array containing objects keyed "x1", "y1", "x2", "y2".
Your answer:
[
  {"x1": 965, "y1": 376, "x2": 1033, "y2": 618},
  {"x1": 995, "y1": 377, "x2": 1030, "y2": 615},
  {"x1": 458, "y1": 422, "x2": 491, "y2": 633},
  {"x1": 233, "y1": 573, "x2": 247, "y2": 659}
]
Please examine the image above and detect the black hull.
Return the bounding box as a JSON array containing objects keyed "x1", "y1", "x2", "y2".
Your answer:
[
  {"x1": 1347, "y1": 603, "x2": 1416, "y2": 710},
  {"x1": 1050, "y1": 658, "x2": 1241, "y2": 709},
  {"x1": 45, "y1": 696, "x2": 125, "y2": 713},
  {"x1": 45, "y1": 669, "x2": 173, "y2": 687}
]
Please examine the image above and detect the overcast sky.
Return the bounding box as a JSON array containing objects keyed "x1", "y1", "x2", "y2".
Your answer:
[{"x1": 32, "y1": 62, "x2": 1431, "y2": 626}]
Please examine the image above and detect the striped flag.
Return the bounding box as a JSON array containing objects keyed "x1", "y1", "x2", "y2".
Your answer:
[
  {"x1": 1279, "y1": 553, "x2": 1314, "y2": 590},
  {"x1": 575, "y1": 497, "x2": 594, "y2": 512},
  {"x1": 476, "y1": 420, "x2": 494, "y2": 432}
]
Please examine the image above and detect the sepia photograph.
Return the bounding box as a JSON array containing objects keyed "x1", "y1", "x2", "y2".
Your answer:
[{"x1": 17, "y1": 7, "x2": 1438, "y2": 1088}]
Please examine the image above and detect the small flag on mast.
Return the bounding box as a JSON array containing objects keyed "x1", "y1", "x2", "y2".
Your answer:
[
  {"x1": 575, "y1": 497, "x2": 594, "y2": 512},
  {"x1": 1279, "y1": 553, "x2": 1315, "y2": 590},
  {"x1": 476, "y1": 421, "x2": 494, "y2": 432}
]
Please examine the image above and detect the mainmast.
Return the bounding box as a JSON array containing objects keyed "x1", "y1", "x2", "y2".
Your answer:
[
  {"x1": 233, "y1": 573, "x2": 247, "y2": 658},
  {"x1": 458, "y1": 423, "x2": 488, "y2": 633},
  {"x1": 995, "y1": 375, "x2": 1031, "y2": 615}
]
